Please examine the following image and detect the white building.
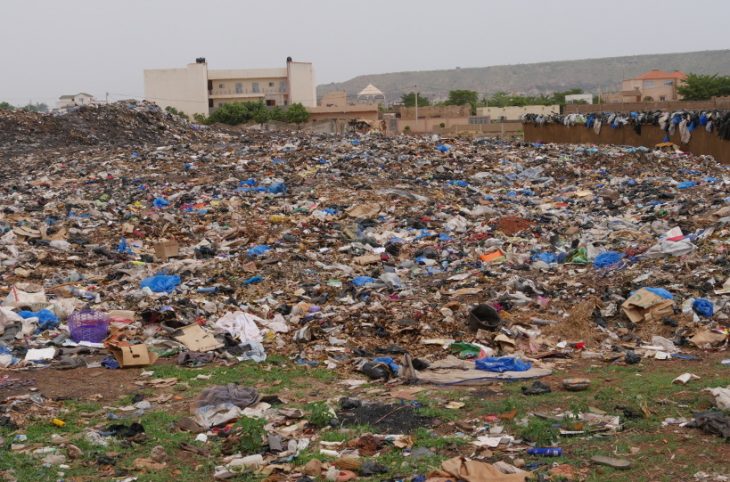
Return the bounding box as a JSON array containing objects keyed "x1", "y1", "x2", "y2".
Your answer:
[
  {"x1": 144, "y1": 57, "x2": 316, "y2": 118},
  {"x1": 57, "y1": 92, "x2": 96, "y2": 109}
]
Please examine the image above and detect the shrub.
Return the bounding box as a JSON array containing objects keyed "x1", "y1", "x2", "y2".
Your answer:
[
  {"x1": 285, "y1": 103, "x2": 310, "y2": 124},
  {"x1": 236, "y1": 416, "x2": 266, "y2": 454}
]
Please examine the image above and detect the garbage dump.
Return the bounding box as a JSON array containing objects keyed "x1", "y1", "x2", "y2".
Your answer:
[{"x1": 0, "y1": 102, "x2": 729, "y2": 481}]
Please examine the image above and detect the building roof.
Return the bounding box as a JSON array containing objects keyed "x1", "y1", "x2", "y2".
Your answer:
[
  {"x1": 633, "y1": 70, "x2": 687, "y2": 81},
  {"x1": 357, "y1": 84, "x2": 384, "y2": 97},
  {"x1": 59, "y1": 92, "x2": 94, "y2": 99}
]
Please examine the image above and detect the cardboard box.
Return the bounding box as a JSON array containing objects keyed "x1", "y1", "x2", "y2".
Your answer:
[
  {"x1": 154, "y1": 239, "x2": 179, "y2": 260},
  {"x1": 174, "y1": 324, "x2": 223, "y2": 352},
  {"x1": 107, "y1": 342, "x2": 158, "y2": 367},
  {"x1": 621, "y1": 288, "x2": 674, "y2": 323}
]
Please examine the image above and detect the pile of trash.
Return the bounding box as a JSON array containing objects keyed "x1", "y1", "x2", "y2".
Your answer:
[
  {"x1": 0, "y1": 100, "x2": 202, "y2": 158},
  {"x1": 1, "y1": 117, "x2": 729, "y2": 477},
  {"x1": 0, "y1": 125, "x2": 728, "y2": 371}
]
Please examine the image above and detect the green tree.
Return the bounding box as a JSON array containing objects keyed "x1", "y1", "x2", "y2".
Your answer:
[
  {"x1": 550, "y1": 88, "x2": 584, "y2": 106},
  {"x1": 248, "y1": 102, "x2": 270, "y2": 124},
  {"x1": 400, "y1": 92, "x2": 431, "y2": 107},
  {"x1": 269, "y1": 106, "x2": 286, "y2": 122},
  {"x1": 285, "y1": 103, "x2": 310, "y2": 124},
  {"x1": 485, "y1": 91, "x2": 511, "y2": 107},
  {"x1": 678, "y1": 73, "x2": 730, "y2": 100},
  {"x1": 164, "y1": 105, "x2": 189, "y2": 120},
  {"x1": 0, "y1": 101, "x2": 14, "y2": 111},
  {"x1": 207, "y1": 101, "x2": 269, "y2": 125},
  {"x1": 445, "y1": 90, "x2": 478, "y2": 114},
  {"x1": 22, "y1": 102, "x2": 48, "y2": 113},
  {"x1": 192, "y1": 113, "x2": 209, "y2": 124}
]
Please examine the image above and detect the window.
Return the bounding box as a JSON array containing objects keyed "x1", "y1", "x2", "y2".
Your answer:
[
  {"x1": 664, "y1": 80, "x2": 674, "y2": 86},
  {"x1": 218, "y1": 83, "x2": 224, "y2": 89},
  {"x1": 252, "y1": 82, "x2": 260, "y2": 93},
  {"x1": 659, "y1": 96, "x2": 666, "y2": 101},
  {"x1": 643, "y1": 80, "x2": 655, "y2": 88},
  {"x1": 235, "y1": 82, "x2": 243, "y2": 94},
  {"x1": 266, "y1": 99, "x2": 275, "y2": 106},
  {"x1": 208, "y1": 99, "x2": 213, "y2": 108},
  {"x1": 268, "y1": 82, "x2": 274, "y2": 87},
  {"x1": 279, "y1": 81, "x2": 287, "y2": 93},
  {"x1": 207, "y1": 80, "x2": 213, "y2": 91}
]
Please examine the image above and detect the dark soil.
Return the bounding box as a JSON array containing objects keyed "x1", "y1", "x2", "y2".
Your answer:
[{"x1": 338, "y1": 403, "x2": 434, "y2": 433}]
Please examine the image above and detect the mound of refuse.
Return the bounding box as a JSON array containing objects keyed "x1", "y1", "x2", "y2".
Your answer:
[{"x1": 0, "y1": 101, "x2": 201, "y2": 157}]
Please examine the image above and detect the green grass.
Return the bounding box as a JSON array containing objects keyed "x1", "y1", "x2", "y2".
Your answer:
[
  {"x1": 2, "y1": 356, "x2": 728, "y2": 481},
  {"x1": 148, "y1": 355, "x2": 336, "y2": 395}
]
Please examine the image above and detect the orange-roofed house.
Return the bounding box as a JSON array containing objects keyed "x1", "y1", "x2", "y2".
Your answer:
[{"x1": 603, "y1": 69, "x2": 687, "y2": 103}]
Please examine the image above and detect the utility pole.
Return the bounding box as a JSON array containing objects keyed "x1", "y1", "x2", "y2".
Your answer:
[
  {"x1": 106, "y1": 92, "x2": 109, "y2": 104},
  {"x1": 414, "y1": 85, "x2": 418, "y2": 124}
]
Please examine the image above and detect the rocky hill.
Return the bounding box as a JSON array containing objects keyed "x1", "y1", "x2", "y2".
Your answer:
[{"x1": 317, "y1": 49, "x2": 730, "y2": 102}]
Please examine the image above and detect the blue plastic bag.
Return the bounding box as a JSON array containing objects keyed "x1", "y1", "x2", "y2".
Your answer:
[
  {"x1": 692, "y1": 298, "x2": 714, "y2": 318},
  {"x1": 243, "y1": 275, "x2": 263, "y2": 285},
  {"x1": 247, "y1": 245, "x2": 271, "y2": 257},
  {"x1": 117, "y1": 237, "x2": 132, "y2": 254},
  {"x1": 140, "y1": 274, "x2": 181, "y2": 293},
  {"x1": 18, "y1": 309, "x2": 60, "y2": 332},
  {"x1": 642, "y1": 287, "x2": 673, "y2": 299},
  {"x1": 267, "y1": 182, "x2": 286, "y2": 194},
  {"x1": 593, "y1": 251, "x2": 624, "y2": 269},
  {"x1": 152, "y1": 197, "x2": 170, "y2": 209},
  {"x1": 447, "y1": 180, "x2": 468, "y2": 188},
  {"x1": 677, "y1": 181, "x2": 697, "y2": 189},
  {"x1": 352, "y1": 276, "x2": 376, "y2": 287},
  {"x1": 436, "y1": 144, "x2": 450, "y2": 153},
  {"x1": 532, "y1": 252, "x2": 557, "y2": 264},
  {"x1": 475, "y1": 357, "x2": 532, "y2": 373},
  {"x1": 373, "y1": 357, "x2": 400, "y2": 375}
]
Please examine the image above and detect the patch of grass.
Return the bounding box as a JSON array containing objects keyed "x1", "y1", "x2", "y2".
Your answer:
[
  {"x1": 370, "y1": 448, "x2": 447, "y2": 479},
  {"x1": 148, "y1": 357, "x2": 336, "y2": 394},
  {"x1": 413, "y1": 427, "x2": 467, "y2": 449},
  {"x1": 306, "y1": 401, "x2": 335, "y2": 428},
  {"x1": 414, "y1": 396, "x2": 461, "y2": 422},
  {"x1": 517, "y1": 416, "x2": 559, "y2": 446},
  {"x1": 236, "y1": 416, "x2": 267, "y2": 454}
]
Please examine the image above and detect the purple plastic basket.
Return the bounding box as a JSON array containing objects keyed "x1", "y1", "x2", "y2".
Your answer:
[{"x1": 68, "y1": 309, "x2": 110, "y2": 343}]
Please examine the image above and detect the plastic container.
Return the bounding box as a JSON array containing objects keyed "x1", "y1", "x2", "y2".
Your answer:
[
  {"x1": 527, "y1": 447, "x2": 563, "y2": 457},
  {"x1": 68, "y1": 309, "x2": 110, "y2": 343}
]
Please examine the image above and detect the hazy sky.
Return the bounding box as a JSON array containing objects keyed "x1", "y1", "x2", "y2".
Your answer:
[{"x1": 2, "y1": 0, "x2": 728, "y2": 105}]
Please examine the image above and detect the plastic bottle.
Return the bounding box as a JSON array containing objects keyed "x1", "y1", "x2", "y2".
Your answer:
[{"x1": 527, "y1": 447, "x2": 562, "y2": 457}]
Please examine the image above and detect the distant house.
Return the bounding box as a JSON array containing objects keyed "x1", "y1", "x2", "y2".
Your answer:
[
  {"x1": 602, "y1": 70, "x2": 687, "y2": 103},
  {"x1": 57, "y1": 92, "x2": 96, "y2": 109}
]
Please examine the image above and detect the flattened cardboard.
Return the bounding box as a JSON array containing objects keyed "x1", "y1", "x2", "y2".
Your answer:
[
  {"x1": 622, "y1": 288, "x2": 673, "y2": 323},
  {"x1": 107, "y1": 342, "x2": 158, "y2": 367},
  {"x1": 174, "y1": 324, "x2": 223, "y2": 352},
  {"x1": 154, "y1": 239, "x2": 179, "y2": 260}
]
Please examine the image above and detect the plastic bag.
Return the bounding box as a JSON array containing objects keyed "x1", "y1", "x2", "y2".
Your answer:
[
  {"x1": 246, "y1": 245, "x2": 271, "y2": 257},
  {"x1": 140, "y1": 274, "x2": 181, "y2": 293},
  {"x1": 474, "y1": 356, "x2": 532, "y2": 373},
  {"x1": 692, "y1": 298, "x2": 714, "y2": 318},
  {"x1": 593, "y1": 251, "x2": 623, "y2": 269}
]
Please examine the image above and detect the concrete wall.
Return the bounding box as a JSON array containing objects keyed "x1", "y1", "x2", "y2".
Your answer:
[
  {"x1": 523, "y1": 123, "x2": 729, "y2": 164},
  {"x1": 307, "y1": 107, "x2": 379, "y2": 123},
  {"x1": 399, "y1": 105, "x2": 470, "y2": 120},
  {"x1": 320, "y1": 91, "x2": 348, "y2": 107},
  {"x1": 144, "y1": 63, "x2": 209, "y2": 117},
  {"x1": 476, "y1": 105, "x2": 559, "y2": 121},
  {"x1": 397, "y1": 117, "x2": 470, "y2": 133},
  {"x1": 287, "y1": 61, "x2": 316, "y2": 107}
]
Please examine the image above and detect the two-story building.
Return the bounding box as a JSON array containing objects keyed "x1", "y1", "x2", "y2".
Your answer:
[
  {"x1": 144, "y1": 57, "x2": 315, "y2": 118},
  {"x1": 602, "y1": 69, "x2": 687, "y2": 103}
]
